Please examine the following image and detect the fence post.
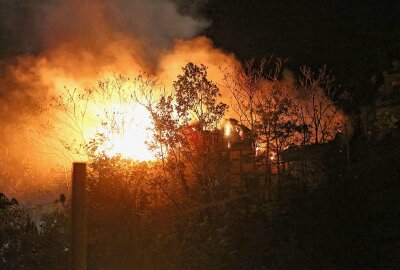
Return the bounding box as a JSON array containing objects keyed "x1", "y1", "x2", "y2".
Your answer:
[{"x1": 71, "y1": 162, "x2": 87, "y2": 270}]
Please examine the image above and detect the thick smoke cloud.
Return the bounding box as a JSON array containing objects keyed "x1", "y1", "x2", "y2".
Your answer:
[
  {"x1": 0, "y1": 0, "x2": 222, "y2": 198},
  {"x1": 0, "y1": 0, "x2": 212, "y2": 124},
  {"x1": 0, "y1": 0, "x2": 209, "y2": 62}
]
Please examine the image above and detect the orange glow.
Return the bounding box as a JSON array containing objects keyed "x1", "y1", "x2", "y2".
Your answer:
[
  {"x1": 44, "y1": 74, "x2": 159, "y2": 163},
  {"x1": 225, "y1": 122, "x2": 232, "y2": 137},
  {"x1": 0, "y1": 0, "x2": 244, "y2": 195},
  {"x1": 98, "y1": 103, "x2": 155, "y2": 161}
]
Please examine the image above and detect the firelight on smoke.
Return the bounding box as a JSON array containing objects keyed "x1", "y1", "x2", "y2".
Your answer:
[{"x1": 0, "y1": 0, "x2": 240, "y2": 194}]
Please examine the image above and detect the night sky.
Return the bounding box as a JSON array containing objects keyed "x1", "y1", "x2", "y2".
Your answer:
[{"x1": 203, "y1": 0, "x2": 400, "y2": 85}]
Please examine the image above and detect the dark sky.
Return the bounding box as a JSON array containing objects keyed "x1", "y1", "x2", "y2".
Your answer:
[{"x1": 203, "y1": 0, "x2": 400, "y2": 85}]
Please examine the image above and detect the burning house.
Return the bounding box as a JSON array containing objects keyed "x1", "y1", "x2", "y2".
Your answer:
[
  {"x1": 183, "y1": 119, "x2": 255, "y2": 178},
  {"x1": 221, "y1": 119, "x2": 254, "y2": 181}
]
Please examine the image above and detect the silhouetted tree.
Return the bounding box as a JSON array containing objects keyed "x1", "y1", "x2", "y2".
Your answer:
[{"x1": 298, "y1": 65, "x2": 343, "y2": 143}]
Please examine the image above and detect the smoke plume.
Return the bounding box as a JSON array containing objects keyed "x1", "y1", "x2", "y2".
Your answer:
[{"x1": 0, "y1": 0, "x2": 239, "y2": 198}]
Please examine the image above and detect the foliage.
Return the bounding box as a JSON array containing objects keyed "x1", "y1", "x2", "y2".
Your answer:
[
  {"x1": 145, "y1": 63, "x2": 230, "y2": 205},
  {"x1": 174, "y1": 63, "x2": 228, "y2": 130},
  {"x1": 4, "y1": 60, "x2": 399, "y2": 270},
  {"x1": 0, "y1": 194, "x2": 69, "y2": 270}
]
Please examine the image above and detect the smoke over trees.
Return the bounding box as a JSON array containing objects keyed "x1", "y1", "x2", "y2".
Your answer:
[
  {"x1": 1, "y1": 1, "x2": 398, "y2": 269},
  {"x1": 0, "y1": 0, "x2": 234, "y2": 197}
]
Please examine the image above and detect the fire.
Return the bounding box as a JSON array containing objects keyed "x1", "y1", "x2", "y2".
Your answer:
[
  {"x1": 0, "y1": 0, "x2": 241, "y2": 194},
  {"x1": 224, "y1": 121, "x2": 232, "y2": 137},
  {"x1": 41, "y1": 74, "x2": 160, "y2": 163},
  {"x1": 98, "y1": 103, "x2": 155, "y2": 161}
]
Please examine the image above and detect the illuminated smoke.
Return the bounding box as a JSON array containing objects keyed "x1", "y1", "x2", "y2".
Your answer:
[
  {"x1": 0, "y1": 0, "x2": 237, "y2": 197},
  {"x1": 0, "y1": 0, "x2": 345, "y2": 198}
]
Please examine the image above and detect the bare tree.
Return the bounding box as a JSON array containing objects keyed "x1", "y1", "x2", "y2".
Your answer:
[
  {"x1": 298, "y1": 66, "x2": 342, "y2": 144},
  {"x1": 222, "y1": 59, "x2": 302, "y2": 180},
  {"x1": 255, "y1": 78, "x2": 301, "y2": 181},
  {"x1": 222, "y1": 58, "x2": 270, "y2": 151}
]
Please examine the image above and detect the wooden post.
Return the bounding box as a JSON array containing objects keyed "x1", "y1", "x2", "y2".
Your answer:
[{"x1": 71, "y1": 162, "x2": 87, "y2": 270}]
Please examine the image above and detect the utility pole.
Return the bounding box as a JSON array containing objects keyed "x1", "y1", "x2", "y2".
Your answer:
[{"x1": 71, "y1": 162, "x2": 87, "y2": 270}]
